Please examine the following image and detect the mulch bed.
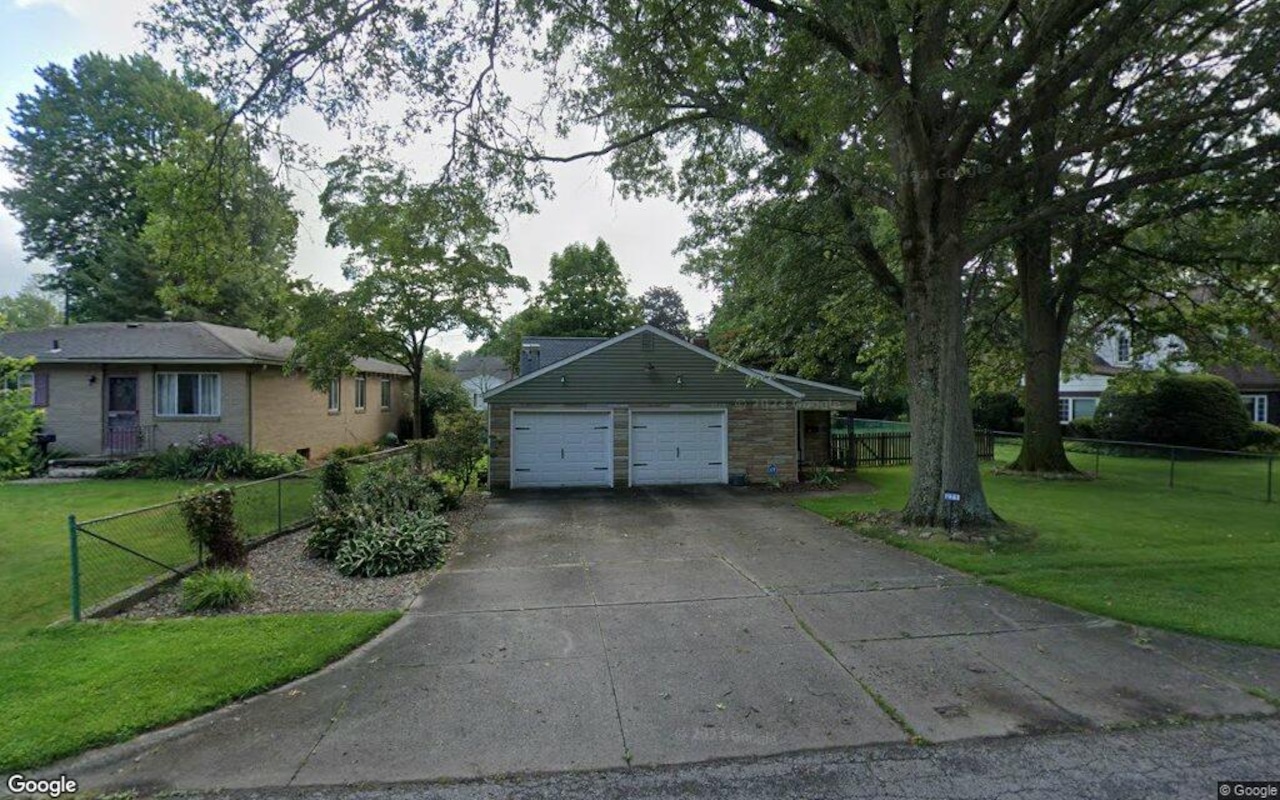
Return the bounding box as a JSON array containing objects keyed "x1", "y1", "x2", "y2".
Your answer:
[{"x1": 119, "y1": 493, "x2": 488, "y2": 620}]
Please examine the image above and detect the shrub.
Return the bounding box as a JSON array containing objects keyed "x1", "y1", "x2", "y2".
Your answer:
[
  {"x1": 329, "y1": 443, "x2": 377, "y2": 462},
  {"x1": 306, "y1": 501, "x2": 377, "y2": 560},
  {"x1": 971, "y1": 392, "x2": 1023, "y2": 432},
  {"x1": 424, "y1": 409, "x2": 487, "y2": 505},
  {"x1": 179, "y1": 486, "x2": 246, "y2": 567},
  {"x1": 180, "y1": 568, "x2": 254, "y2": 612},
  {"x1": 334, "y1": 511, "x2": 452, "y2": 578},
  {"x1": 319, "y1": 460, "x2": 351, "y2": 503},
  {"x1": 137, "y1": 437, "x2": 303, "y2": 480},
  {"x1": 1245, "y1": 421, "x2": 1280, "y2": 453},
  {"x1": 1065, "y1": 417, "x2": 1099, "y2": 439},
  {"x1": 95, "y1": 458, "x2": 150, "y2": 479},
  {"x1": 242, "y1": 450, "x2": 305, "y2": 479},
  {"x1": 379, "y1": 431, "x2": 400, "y2": 448},
  {"x1": 351, "y1": 458, "x2": 441, "y2": 517},
  {"x1": 1094, "y1": 372, "x2": 1253, "y2": 451}
]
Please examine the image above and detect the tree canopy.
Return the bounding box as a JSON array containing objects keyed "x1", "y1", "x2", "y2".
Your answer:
[
  {"x1": 0, "y1": 279, "x2": 61, "y2": 331},
  {"x1": 148, "y1": 0, "x2": 1280, "y2": 526},
  {"x1": 639, "y1": 286, "x2": 691, "y2": 335},
  {"x1": 290, "y1": 158, "x2": 528, "y2": 437},
  {"x1": 2, "y1": 52, "x2": 299, "y2": 328}
]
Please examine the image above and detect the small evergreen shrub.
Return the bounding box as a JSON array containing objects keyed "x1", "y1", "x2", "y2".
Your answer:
[
  {"x1": 379, "y1": 431, "x2": 400, "y2": 448},
  {"x1": 334, "y1": 511, "x2": 452, "y2": 577},
  {"x1": 1065, "y1": 417, "x2": 1099, "y2": 439},
  {"x1": 180, "y1": 568, "x2": 254, "y2": 612},
  {"x1": 1095, "y1": 372, "x2": 1252, "y2": 451},
  {"x1": 320, "y1": 459, "x2": 351, "y2": 501},
  {"x1": 179, "y1": 486, "x2": 246, "y2": 567},
  {"x1": 328, "y1": 443, "x2": 377, "y2": 461}
]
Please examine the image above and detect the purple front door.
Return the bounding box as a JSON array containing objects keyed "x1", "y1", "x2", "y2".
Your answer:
[{"x1": 105, "y1": 376, "x2": 141, "y2": 455}]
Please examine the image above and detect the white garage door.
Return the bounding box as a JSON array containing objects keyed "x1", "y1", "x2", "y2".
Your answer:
[
  {"x1": 511, "y1": 411, "x2": 613, "y2": 488},
  {"x1": 631, "y1": 410, "x2": 727, "y2": 485}
]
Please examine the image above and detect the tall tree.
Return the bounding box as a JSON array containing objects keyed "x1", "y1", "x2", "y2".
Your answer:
[
  {"x1": 537, "y1": 240, "x2": 641, "y2": 337},
  {"x1": 290, "y1": 158, "x2": 527, "y2": 438},
  {"x1": 137, "y1": 129, "x2": 300, "y2": 332},
  {"x1": 1, "y1": 53, "x2": 221, "y2": 321},
  {"x1": 0, "y1": 279, "x2": 61, "y2": 331},
  {"x1": 639, "y1": 286, "x2": 691, "y2": 335},
  {"x1": 149, "y1": 0, "x2": 1280, "y2": 527}
]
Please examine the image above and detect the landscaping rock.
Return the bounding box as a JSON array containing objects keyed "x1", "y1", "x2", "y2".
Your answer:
[{"x1": 120, "y1": 493, "x2": 487, "y2": 619}]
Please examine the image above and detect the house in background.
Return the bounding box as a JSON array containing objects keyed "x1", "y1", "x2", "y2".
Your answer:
[
  {"x1": 0, "y1": 322, "x2": 411, "y2": 459},
  {"x1": 453, "y1": 355, "x2": 512, "y2": 411},
  {"x1": 1058, "y1": 328, "x2": 1275, "y2": 425},
  {"x1": 484, "y1": 325, "x2": 861, "y2": 489}
]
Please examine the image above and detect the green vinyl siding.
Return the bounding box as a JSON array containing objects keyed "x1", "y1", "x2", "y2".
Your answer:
[{"x1": 492, "y1": 332, "x2": 797, "y2": 405}]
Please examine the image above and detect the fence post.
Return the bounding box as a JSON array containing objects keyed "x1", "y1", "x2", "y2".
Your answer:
[
  {"x1": 1268, "y1": 457, "x2": 1274, "y2": 503},
  {"x1": 1168, "y1": 447, "x2": 1176, "y2": 488},
  {"x1": 1094, "y1": 448, "x2": 1100, "y2": 478},
  {"x1": 277, "y1": 476, "x2": 283, "y2": 535},
  {"x1": 68, "y1": 515, "x2": 81, "y2": 623}
]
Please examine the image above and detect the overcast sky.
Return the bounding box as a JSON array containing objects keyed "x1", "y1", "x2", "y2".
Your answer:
[{"x1": 0, "y1": 0, "x2": 711, "y2": 353}]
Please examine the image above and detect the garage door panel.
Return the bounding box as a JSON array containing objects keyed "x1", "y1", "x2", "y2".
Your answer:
[
  {"x1": 512, "y1": 411, "x2": 612, "y2": 488},
  {"x1": 631, "y1": 411, "x2": 726, "y2": 486}
]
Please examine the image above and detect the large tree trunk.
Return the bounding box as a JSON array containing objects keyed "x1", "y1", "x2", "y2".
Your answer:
[
  {"x1": 1008, "y1": 119, "x2": 1078, "y2": 475},
  {"x1": 1010, "y1": 241, "x2": 1077, "y2": 474},
  {"x1": 410, "y1": 365, "x2": 424, "y2": 440},
  {"x1": 898, "y1": 209, "x2": 998, "y2": 528}
]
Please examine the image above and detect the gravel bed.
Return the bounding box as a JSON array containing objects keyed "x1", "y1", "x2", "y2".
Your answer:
[{"x1": 120, "y1": 493, "x2": 488, "y2": 619}]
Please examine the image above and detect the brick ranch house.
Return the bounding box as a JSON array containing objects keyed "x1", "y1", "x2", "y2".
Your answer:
[
  {"x1": 0, "y1": 322, "x2": 411, "y2": 460},
  {"x1": 484, "y1": 325, "x2": 862, "y2": 489}
]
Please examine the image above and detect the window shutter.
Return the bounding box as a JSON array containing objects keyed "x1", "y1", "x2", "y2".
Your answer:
[{"x1": 32, "y1": 372, "x2": 49, "y2": 408}]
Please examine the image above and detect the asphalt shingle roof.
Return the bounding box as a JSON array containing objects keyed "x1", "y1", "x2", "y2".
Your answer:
[{"x1": 0, "y1": 322, "x2": 408, "y2": 375}]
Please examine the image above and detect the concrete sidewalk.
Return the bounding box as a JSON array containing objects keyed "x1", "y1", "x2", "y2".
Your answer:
[{"x1": 58, "y1": 487, "x2": 1279, "y2": 793}]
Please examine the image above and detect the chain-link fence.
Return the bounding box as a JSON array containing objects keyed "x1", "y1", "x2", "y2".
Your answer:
[
  {"x1": 991, "y1": 431, "x2": 1278, "y2": 504},
  {"x1": 69, "y1": 446, "x2": 414, "y2": 620}
]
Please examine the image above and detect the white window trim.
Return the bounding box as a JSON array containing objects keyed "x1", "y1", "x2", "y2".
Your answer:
[
  {"x1": 1243, "y1": 394, "x2": 1268, "y2": 424},
  {"x1": 155, "y1": 372, "x2": 221, "y2": 418},
  {"x1": 328, "y1": 377, "x2": 341, "y2": 413},
  {"x1": 354, "y1": 375, "x2": 367, "y2": 411},
  {"x1": 1059, "y1": 397, "x2": 1098, "y2": 424},
  {"x1": 1115, "y1": 330, "x2": 1133, "y2": 365}
]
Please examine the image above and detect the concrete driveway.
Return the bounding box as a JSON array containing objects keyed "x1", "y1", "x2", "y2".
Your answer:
[{"x1": 67, "y1": 488, "x2": 1279, "y2": 792}]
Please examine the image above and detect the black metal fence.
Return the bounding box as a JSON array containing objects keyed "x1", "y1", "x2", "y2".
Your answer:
[
  {"x1": 832, "y1": 429, "x2": 995, "y2": 467},
  {"x1": 68, "y1": 446, "x2": 413, "y2": 621},
  {"x1": 991, "y1": 431, "x2": 1278, "y2": 504}
]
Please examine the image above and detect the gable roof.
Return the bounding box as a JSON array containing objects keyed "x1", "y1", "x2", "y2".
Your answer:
[
  {"x1": 454, "y1": 355, "x2": 512, "y2": 381},
  {"x1": 521, "y1": 336, "x2": 608, "y2": 370},
  {"x1": 486, "y1": 325, "x2": 862, "y2": 403},
  {"x1": 0, "y1": 322, "x2": 408, "y2": 375}
]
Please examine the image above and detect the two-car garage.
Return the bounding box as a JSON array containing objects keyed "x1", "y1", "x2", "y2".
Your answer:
[{"x1": 509, "y1": 409, "x2": 727, "y2": 488}]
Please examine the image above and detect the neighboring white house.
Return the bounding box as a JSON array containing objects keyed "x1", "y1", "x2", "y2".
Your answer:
[
  {"x1": 454, "y1": 356, "x2": 512, "y2": 411},
  {"x1": 1058, "y1": 327, "x2": 1274, "y2": 425}
]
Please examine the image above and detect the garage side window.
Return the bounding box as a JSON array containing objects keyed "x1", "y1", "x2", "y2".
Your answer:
[
  {"x1": 156, "y1": 373, "x2": 220, "y2": 416},
  {"x1": 355, "y1": 375, "x2": 367, "y2": 411},
  {"x1": 380, "y1": 378, "x2": 392, "y2": 411}
]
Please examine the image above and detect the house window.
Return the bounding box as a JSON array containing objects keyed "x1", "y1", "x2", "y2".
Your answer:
[
  {"x1": 1059, "y1": 397, "x2": 1098, "y2": 424},
  {"x1": 380, "y1": 378, "x2": 392, "y2": 411},
  {"x1": 354, "y1": 375, "x2": 367, "y2": 411},
  {"x1": 155, "y1": 373, "x2": 220, "y2": 416},
  {"x1": 328, "y1": 378, "x2": 341, "y2": 413},
  {"x1": 1243, "y1": 394, "x2": 1268, "y2": 423},
  {"x1": 1115, "y1": 331, "x2": 1132, "y2": 364}
]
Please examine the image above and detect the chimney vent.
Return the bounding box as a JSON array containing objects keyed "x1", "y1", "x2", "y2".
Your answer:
[{"x1": 519, "y1": 343, "x2": 542, "y2": 376}]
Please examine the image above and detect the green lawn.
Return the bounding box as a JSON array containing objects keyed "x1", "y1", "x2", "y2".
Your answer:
[
  {"x1": 0, "y1": 612, "x2": 399, "y2": 770},
  {"x1": 0, "y1": 479, "x2": 192, "y2": 633},
  {"x1": 0, "y1": 478, "x2": 399, "y2": 770},
  {"x1": 800, "y1": 454, "x2": 1280, "y2": 649}
]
